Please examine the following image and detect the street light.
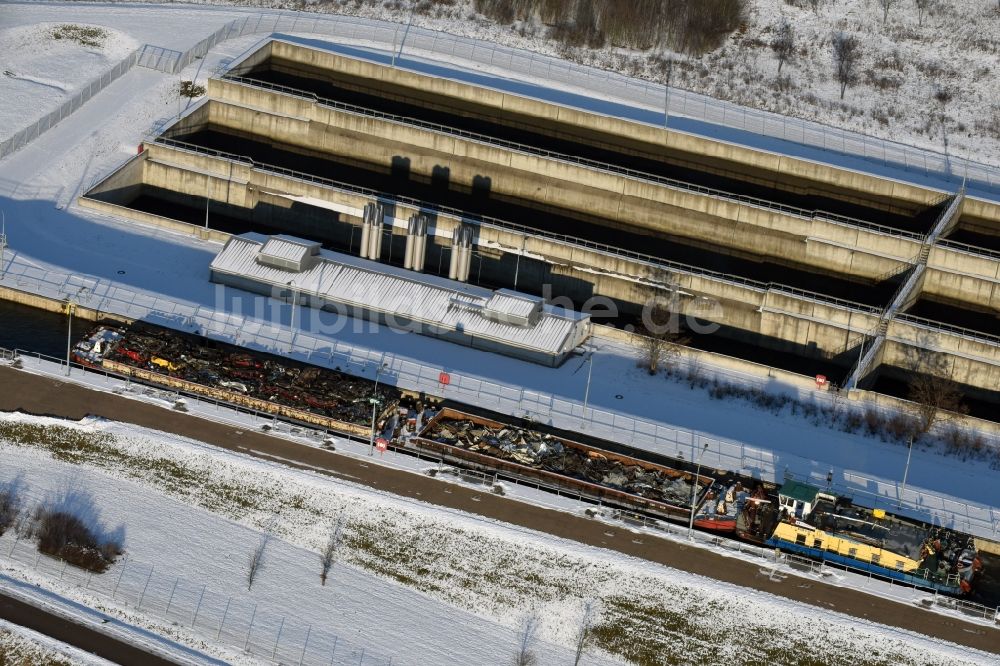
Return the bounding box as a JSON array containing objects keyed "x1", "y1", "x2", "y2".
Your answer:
[
  {"x1": 204, "y1": 175, "x2": 212, "y2": 230},
  {"x1": 368, "y1": 361, "x2": 389, "y2": 456},
  {"x1": 286, "y1": 280, "x2": 298, "y2": 333},
  {"x1": 662, "y1": 55, "x2": 673, "y2": 130},
  {"x1": 391, "y1": 1, "x2": 416, "y2": 67},
  {"x1": 0, "y1": 210, "x2": 8, "y2": 277},
  {"x1": 898, "y1": 434, "x2": 915, "y2": 509},
  {"x1": 580, "y1": 343, "x2": 598, "y2": 428},
  {"x1": 64, "y1": 286, "x2": 87, "y2": 376},
  {"x1": 687, "y1": 441, "x2": 709, "y2": 539}
]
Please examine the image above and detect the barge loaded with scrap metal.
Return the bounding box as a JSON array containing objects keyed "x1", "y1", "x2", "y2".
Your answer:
[
  {"x1": 408, "y1": 407, "x2": 714, "y2": 522},
  {"x1": 71, "y1": 324, "x2": 400, "y2": 437},
  {"x1": 409, "y1": 409, "x2": 988, "y2": 598}
]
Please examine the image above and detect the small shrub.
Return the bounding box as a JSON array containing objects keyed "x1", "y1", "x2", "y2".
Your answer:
[
  {"x1": 884, "y1": 413, "x2": 915, "y2": 442},
  {"x1": 874, "y1": 49, "x2": 905, "y2": 72},
  {"x1": 841, "y1": 409, "x2": 863, "y2": 433},
  {"x1": 51, "y1": 24, "x2": 107, "y2": 48},
  {"x1": 31, "y1": 507, "x2": 121, "y2": 573},
  {"x1": 863, "y1": 408, "x2": 883, "y2": 436},
  {"x1": 0, "y1": 489, "x2": 21, "y2": 536},
  {"x1": 179, "y1": 80, "x2": 206, "y2": 98}
]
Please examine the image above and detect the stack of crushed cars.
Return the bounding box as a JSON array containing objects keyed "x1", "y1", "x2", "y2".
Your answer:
[{"x1": 428, "y1": 418, "x2": 695, "y2": 505}]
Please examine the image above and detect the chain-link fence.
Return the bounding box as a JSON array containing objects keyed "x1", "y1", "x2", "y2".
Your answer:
[
  {"x1": 213, "y1": 10, "x2": 1000, "y2": 194},
  {"x1": 0, "y1": 51, "x2": 140, "y2": 160},
  {"x1": 0, "y1": 532, "x2": 393, "y2": 665}
]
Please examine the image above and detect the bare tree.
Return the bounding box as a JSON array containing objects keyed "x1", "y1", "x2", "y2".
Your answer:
[
  {"x1": 319, "y1": 515, "x2": 344, "y2": 586},
  {"x1": 638, "y1": 270, "x2": 689, "y2": 375},
  {"x1": 877, "y1": 0, "x2": 898, "y2": 24},
  {"x1": 832, "y1": 32, "x2": 861, "y2": 99},
  {"x1": 246, "y1": 520, "x2": 275, "y2": 591},
  {"x1": 512, "y1": 614, "x2": 539, "y2": 666},
  {"x1": 914, "y1": 0, "x2": 932, "y2": 26},
  {"x1": 934, "y1": 86, "x2": 953, "y2": 152},
  {"x1": 573, "y1": 600, "x2": 599, "y2": 666},
  {"x1": 908, "y1": 369, "x2": 966, "y2": 440},
  {"x1": 640, "y1": 299, "x2": 671, "y2": 375},
  {"x1": 771, "y1": 19, "x2": 795, "y2": 74}
]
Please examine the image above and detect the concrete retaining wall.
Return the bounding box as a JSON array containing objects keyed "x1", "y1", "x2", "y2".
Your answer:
[
  {"x1": 924, "y1": 245, "x2": 1000, "y2": 312},
  {"x1": 204, "y1": 83, "x2": 917, "y2": 281},
  {"x1": 884, "y1": 319, "x2": 1000, "y2": 394},
  {"x1": 0, "y1": 285, "x2": 132, "y2": 325},
  {"x1": 101, "y1": 143, "x2": 876, "y2": 358},
  {"x1": 264, "y1": 40, "x2": 946, "y2": 216}
]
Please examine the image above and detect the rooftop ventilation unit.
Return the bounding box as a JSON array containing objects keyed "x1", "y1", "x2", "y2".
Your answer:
[
  {"x1": 482, "y1": 289, "x2": 544, "y2": 327},
  {"x1": 256, "y1": 236, "x2": 321, "y2": 272}
]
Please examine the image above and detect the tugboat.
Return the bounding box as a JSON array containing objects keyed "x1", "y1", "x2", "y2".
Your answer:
[
  {"x1": 692, "y1": 480, "x2": 746, "y2": 533},
  {"x1": 738, "y1": 479, "x2": 983, "y2": 596},
  {"x1": 70, "y1": 326, "x2": 124, "y2": 369}
]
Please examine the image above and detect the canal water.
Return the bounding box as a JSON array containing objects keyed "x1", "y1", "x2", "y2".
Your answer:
[{"x1": 0, "y1": 300, "x2": 90, "y2": 359}]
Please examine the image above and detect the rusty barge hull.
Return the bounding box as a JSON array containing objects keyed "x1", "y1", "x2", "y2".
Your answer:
[
  {"x1": 410, "y1": 408, "x2": 712, "y2": 523},
  {"x1": 102, "y1": 358, "x2": 376, "y2": 437},
  {"x1": 73, "y1": 322, "x2": 401, "y2": 439}
]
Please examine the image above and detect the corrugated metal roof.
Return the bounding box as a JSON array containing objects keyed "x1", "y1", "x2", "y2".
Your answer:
[
  {"x1": 484, "y1": 290, "x2": 542, "y2": 319},
  {"x1": 260, "y1": 236, "x2": 318, "y2": 264},
  {"x1": 210, "y1": 234, "x2": 590, "y2": 357}
]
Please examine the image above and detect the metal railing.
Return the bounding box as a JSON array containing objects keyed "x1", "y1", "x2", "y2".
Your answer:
[
  {"x1": 936, "y1": 237, "x2": 1000, "y2": 261},
  {"x1": 894, "y1": 312, "x2": 1000, "y2": 346},
  {"x1": 149, "y1": 135, "x2": 882, "y2": 314},
  {"x1": 218, "y1": 74, "x2": 922, "y2": 242}
]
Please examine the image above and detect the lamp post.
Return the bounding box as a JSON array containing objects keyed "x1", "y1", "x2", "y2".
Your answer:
[
  {"x1": 286, "y1": 280, "x2": 299, "y2": 353},
  {"x1": 662, "y1": 55, "x2": 673, "y2": 130},
  {"x1": 391, "y1": 1, "x2": 416, "y2": 67},
  {"x1": 898, "y1": 434, "x2": 915, "y2": 509},
  {"x1": 64, "y1": 287, "x2": 86, "y2": 376},
  {"x1": 580, "y1": 343, "x2": 597, "y2": 428},
  {"x1": 687, "y1": 441, "x2": 709, "y2": 539},
  {"x1": 204, "y1": 175, "x2": 211, "y2": 230},
  {"x1": 0, "y1": 210, "x2": 7, "y2": 277},
  {"x1": 368, "y1": 362, "x2": 388, "y2": 456}
]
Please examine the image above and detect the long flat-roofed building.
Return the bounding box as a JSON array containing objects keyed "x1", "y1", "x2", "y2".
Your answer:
[{"x1": 210, "y1": 233, "x2": 591, "y2": 366}]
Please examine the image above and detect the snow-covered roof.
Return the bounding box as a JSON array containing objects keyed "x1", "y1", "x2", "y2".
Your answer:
[
  {"x1": 483, "y1": 290, "x2": 543, "y2": 327},
  {"x1": 257, "y1": 236, "x2": 320, "y2": 272},
  {"x1": 210, "y1": 234, "x2": 590, "y2": 362}
]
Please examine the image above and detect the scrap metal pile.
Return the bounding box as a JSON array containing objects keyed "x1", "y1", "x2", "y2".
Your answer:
[
  {"x1": 425, "y1": 416, "x2": 702, "y2": 506},
  {"x1": 104, "y1": 325, "x2": 399, "y2": 425}
]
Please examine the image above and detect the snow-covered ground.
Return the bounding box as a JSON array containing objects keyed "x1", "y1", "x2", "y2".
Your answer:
[
  {"x1": 0, "y1": 617, "x2": 115, "y2": 666},
  {"x1": 0, "y1": 411, "x2": 995, "y2": 665},
  {"x1": 28, "y1": 0, "x2": 997, "y2": 172},
  {"x1": 0, "y1": 22, "x2": 138, "y2": 141}
]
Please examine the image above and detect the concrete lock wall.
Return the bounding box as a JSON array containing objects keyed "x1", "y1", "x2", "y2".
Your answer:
[
  {"x1": 960, "y1": 195, "x2": 1000, "y2": 235},
  {"x1": 883, "y1": 319, "x2": 1000, "y2": 394},
  {"x1": 100, "y1": 141, "x2": 880, "y2": 358},
  {"x1": 265, "y1": 40, "x2": 947, "y2": 216},
  {"x1": 202, "y1": 87, "x2": 915, "y2": 281},
  {"x1": 924, "y1": 245, "x2": 1000, "y2": 312}
]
